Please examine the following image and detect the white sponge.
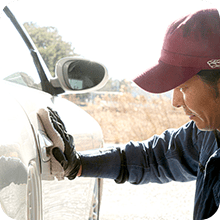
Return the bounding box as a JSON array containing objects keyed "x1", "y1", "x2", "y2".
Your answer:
[{"x1": 37, "y1": 108, "x2": 65, "y2": 180}]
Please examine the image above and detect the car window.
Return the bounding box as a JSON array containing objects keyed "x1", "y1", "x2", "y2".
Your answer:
[{"x1": 0, "y1": 10, "x2": 42, "y2": 90}]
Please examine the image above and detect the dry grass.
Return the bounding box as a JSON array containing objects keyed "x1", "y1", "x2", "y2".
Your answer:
[{"x1": 64, "y1": 92, "x2": 189, "y2": 144}]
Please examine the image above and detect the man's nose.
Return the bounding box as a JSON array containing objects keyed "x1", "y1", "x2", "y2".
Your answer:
[{"x1": 172, "y1": 88, "x2": 185, "y2": 108}]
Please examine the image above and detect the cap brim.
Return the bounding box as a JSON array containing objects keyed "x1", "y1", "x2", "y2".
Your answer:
[{"x1": 133, "y1": 61, "x2": 201, "y2": 93}]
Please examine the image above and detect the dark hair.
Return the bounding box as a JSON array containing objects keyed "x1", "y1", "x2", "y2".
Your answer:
[{"x1": 197, "y1": 69, "x2": 220, "y2": 98}]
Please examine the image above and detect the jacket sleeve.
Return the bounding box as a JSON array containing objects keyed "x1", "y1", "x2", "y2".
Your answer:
[
  {"x1": 79, "y1": 121, "x2": 202, "y2": 185},
  {"x1": 124, "y1": 121, "x2": 202, "y2": 184}
]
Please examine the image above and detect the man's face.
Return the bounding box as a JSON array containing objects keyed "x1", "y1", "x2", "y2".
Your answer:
[{"x1": 172, "y1": 75, "x2": 220, "y2": 131}]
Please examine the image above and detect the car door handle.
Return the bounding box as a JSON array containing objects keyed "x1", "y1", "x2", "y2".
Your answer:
[{"x1": 38, "y1": 130, "x2": 53, "y2": 162}]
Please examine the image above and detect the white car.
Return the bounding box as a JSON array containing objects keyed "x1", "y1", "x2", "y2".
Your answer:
[{"x1": 0, "y1": 3, "x2": 108, "y2": 220}]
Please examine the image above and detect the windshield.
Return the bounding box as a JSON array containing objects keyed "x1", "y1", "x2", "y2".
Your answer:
[{"x1": 0, "y1": 8, "x2": 42, "y2": 90}]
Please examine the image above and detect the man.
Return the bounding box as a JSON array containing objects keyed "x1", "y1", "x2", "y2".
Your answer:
[{"x1": 42, "y1": 8, "x2": 220, "y2": 220}]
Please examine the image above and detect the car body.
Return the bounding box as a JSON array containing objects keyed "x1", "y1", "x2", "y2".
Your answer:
[{"x1": 0, "y1": 3, "x2": 108, "y2": 220}]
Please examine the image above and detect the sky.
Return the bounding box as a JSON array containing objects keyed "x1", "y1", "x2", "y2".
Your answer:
[{"x1": 3, "y1": 0, "x2": 220, "y2": 80}]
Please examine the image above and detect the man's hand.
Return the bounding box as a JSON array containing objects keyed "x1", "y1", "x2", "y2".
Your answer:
[{"x1": 48, "y1": 107, "x2": 82, "y2": 180}]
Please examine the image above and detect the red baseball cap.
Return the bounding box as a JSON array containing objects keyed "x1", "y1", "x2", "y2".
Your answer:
[{"x1": 133, "y1": 8, "x2": 220, "y2": 93}]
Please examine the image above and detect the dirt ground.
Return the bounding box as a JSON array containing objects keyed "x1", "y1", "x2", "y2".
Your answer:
[{"x1": 99, "y1": 179, "x2": 196, "y2": 220}]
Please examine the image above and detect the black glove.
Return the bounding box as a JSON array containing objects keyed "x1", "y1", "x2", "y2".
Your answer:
[{"x1": 47, "y1": 107, "x2": 81, "y2": 180}]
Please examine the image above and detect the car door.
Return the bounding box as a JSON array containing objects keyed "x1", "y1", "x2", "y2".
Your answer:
[{"x1": 0, "y1": 91, "x2": 42, "y2": 220}]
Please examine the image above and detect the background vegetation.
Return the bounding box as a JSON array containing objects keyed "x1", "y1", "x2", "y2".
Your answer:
[
  {"x1": 64, "y1": 84, "x2": 190, "y2": 144},
  {"x1": 24, "y1": 22, "x2": 77, "y2": 76}
]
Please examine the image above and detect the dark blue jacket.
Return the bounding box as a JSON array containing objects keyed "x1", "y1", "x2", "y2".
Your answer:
[{"x1": 80, "y1": 121, "x2": 220, "y2": 219}]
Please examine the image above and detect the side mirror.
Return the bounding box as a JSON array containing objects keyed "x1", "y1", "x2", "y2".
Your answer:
[{"x1": 51, "y1": 57, "x2": 108, "y2": 93}]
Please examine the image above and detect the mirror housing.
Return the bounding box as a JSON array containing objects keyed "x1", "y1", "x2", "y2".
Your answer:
[{"x1": 51, "y1": 57, "x2": 108, "y2": 93}]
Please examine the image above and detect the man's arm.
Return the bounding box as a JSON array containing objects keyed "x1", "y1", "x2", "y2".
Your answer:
[
  {"x1": 70, "y1": 121, "x2": 201, "y2": 185},
  {"x1": 123, "y1": 121, "x2": 201, "y2": 184},
  {"x1": 40, "y1": 107, "x2": 201, "y2": 184}
]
